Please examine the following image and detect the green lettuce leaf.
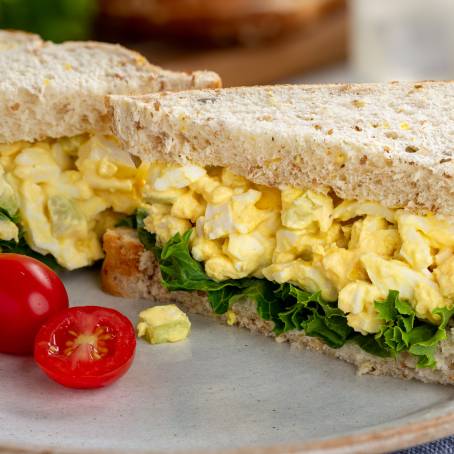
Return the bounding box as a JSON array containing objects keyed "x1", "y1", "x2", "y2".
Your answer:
[
  {"x1": 115, "y1": 215, "x2": 137, "y2": 229},
  {"x1": 135, "y1": 208, "x2": 161, "y2": 257},
  {"x1": 368, "y1": 291, "x2": 454, "y2": 368}
]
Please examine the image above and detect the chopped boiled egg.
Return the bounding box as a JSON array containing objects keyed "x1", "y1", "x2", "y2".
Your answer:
[
  {"x1": 230, "y1": 189, "x2": 271, "y2": 234},
  {"x1": 137, "y1": 304, "x2": 191, "y2": 344},
  {"x1": 191, "y1": 236, "x2": 223, "y2": 262},
  {"x1": 171, "y1": 191, "x2": 206, "y2": 222},
  {"x1": 434, "y1": 256, "x2": 454, "y2": 299},
  {"x1": 338, "y1": 282, "x2": 383, "y2": 334},
  {"x1": 225, "y1": 232, "x2": 275, "y2": 277},
  {"x1": 396, "y1": 211, "x2": 434, "y2": 272},
  {"x1": 281, "y1": 188, "x2": 333, "y2": 232},
  {"x1": 0, "y1": 218, "x2": 19, "y2": 242},
  {"x1": 14, "y1": 146, "x2": 61, "y2": 183},
  {"x1": 322, "y1": 248, "x2": 367, "y2": 290},
  {"x1": 143, "y1": 203, "x2": 191, "y2": 245},
  {"x1": 18, "y1": 180, "x2": 103, "y2": 269},
  {"x1": 349, "y1": 216, "x2": 400, "y2": 257},
  {"x1": 263, "y1": 260, "x2": 337, "y2": 301},
  {"x1": 203, "y1": 201, "x2": 235, "y2": 239},
  {"x1": 190, "y1": 174, "x2": 234, "y2": 204},
  {"x1": 221, "y1": 168, "x2": 249, "y2": 190},
  {"x1": 0, "y1": 166, "x2": 19, "y2": 217},
  {"x1": 205, "y1": 255, "x2": 248, "y2": 281},
  {"x1": 333, "y1": 200, "x2": 395, "y2": 223},
  {"x1": 151, "y1": 164, "x2": 206, "y2": 191},
  {"x1": 361, "y1": 253, "x2": 446, "y2": 323}
]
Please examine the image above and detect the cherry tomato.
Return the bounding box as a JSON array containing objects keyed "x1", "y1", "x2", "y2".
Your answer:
[
  {"x1": 34, "y1": 306, "x2": 136, "y2": 389},
  {"x1": 0, "y1": 254, "x2": 69, "y2": 355}
]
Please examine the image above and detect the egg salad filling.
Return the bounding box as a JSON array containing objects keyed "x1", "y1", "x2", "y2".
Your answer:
[
  {"x1": 0, "y1": 134, "x2": 149, "y2": 269},
  {"x1": 132, "y1": 161, "x2": 454, "y2": 368},
  {"x1": 1, "y1": 135, "x2": 454, "y2": 367}
]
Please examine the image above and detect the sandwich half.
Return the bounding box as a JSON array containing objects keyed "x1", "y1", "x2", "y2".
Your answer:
[
  {"x1": 0, "y1": 31, "x2": 220, "y2": 270},
  {"x1": 103, "y1": 83, "x2": 454, "y2": 385}
]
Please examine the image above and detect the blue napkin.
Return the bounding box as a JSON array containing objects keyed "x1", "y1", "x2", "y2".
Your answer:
[{"x1": 395, "y1": 436, "x2": 454, "y2": 453}]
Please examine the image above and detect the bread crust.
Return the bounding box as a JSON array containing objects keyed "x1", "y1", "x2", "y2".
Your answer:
[
  {"x1": 102, "y1": 227, "x2": 454, "y2": 385},
  {"x1": 0, "y1": 31, "x2": 221, "y2": 143},
  {"x1": 109, "y1": 82, "x2": 454, "y2": 215}
]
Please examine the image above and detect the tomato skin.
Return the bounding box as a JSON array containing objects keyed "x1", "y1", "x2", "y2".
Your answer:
[
  {"x1": 0, "y1": 254, "x2": 69, "y2": 356},
  {"x1": 34, "y1": 306, "x2": 136, "y2": 389}
]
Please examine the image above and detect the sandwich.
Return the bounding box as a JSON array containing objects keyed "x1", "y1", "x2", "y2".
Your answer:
[
  {"x1": 2, "y1": 31, "x2": 453, "y2": 386},
  {"x1": 0, "y1": 30, "x2": 220, "y2": 270},
  {"x1": 102, "y1": 83, "x2": 454, "y2": 385}
]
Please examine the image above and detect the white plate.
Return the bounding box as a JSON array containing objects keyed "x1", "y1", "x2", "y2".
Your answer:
[{"x1": 1, "y1": 269, "x2": 454, "y2": 454}]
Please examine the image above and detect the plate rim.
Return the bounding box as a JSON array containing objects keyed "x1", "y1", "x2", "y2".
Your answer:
[{"x1": 1, "y1": 406, "x2": 453, "y2": 454}]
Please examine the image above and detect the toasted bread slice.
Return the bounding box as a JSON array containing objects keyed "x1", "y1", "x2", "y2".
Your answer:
[{"x1": 102, "y1": 227, "x2": 454, "y2": 385}]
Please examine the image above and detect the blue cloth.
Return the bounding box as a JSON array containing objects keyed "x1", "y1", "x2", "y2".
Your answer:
[{"x1": 395, "y1": 436, "x2": 454, "y2": 453}]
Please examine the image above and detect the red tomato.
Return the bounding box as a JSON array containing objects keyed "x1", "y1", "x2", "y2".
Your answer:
[
  {"x1": 0, "y1": 254, "x2": 69, "y2": 355},
  {"x1": 34, "y1": 306, "x2": 136, "y2": 389}
]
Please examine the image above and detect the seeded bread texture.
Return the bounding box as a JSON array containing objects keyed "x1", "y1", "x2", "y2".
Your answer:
[
  {"x1": 109, "y1": 82, "x2": 454, "y2": 215},
  {"x1": 0, "y1": 31, "x2": 221, "y2": 144},
  {"x1": 102, "y1": 228, "x2": 454, "y2": 385},
  {"x1": 0, "y1": 30, "x2": 42, "y2": 51}
]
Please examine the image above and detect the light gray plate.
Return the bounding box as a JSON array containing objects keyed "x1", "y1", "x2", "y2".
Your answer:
[{"x1": 1, "y1": 269, "x2": 454, "y2": 454}]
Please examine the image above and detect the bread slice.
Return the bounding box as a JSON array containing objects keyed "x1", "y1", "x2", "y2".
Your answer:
[
  {"x1": 109, "y1": 82, "x2": 454, "y2": 215},
  {"x1": 102, "y1": 227, "x2": 454, "y2": 385},
  {"x1": 0, "y1": 30, "x2": 42, "y2": 51},
  {"x1": 0, "y1": 31, "x2": 221, "y2": 144}
]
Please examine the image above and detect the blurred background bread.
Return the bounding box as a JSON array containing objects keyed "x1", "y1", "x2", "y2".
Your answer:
[
  {"x1": 0, "y1": 0, "x2": 347, "y2": 86},
  {"x1": 96, "y1": 0, "x2": 347, "y2": 86},
  {"x1": 2, "y1": 0, "x2": 452, "y2": 87},
  {"x1": 97, "y1": 0, "x2": 345, "y2": 45}
]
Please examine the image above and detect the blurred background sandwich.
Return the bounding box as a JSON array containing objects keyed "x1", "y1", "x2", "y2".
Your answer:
[
  {"x1": 0, "y1": 0, "x2": 453, "y2": 86},
  {"x1": 0, "y1": 0, "x2": 347, "y2": 86}
]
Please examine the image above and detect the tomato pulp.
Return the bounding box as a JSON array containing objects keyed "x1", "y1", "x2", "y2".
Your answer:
[
  {"x1": 0, "y1": 254, "x2": 69, "y2": 355},
  {"x1": 34, "y1": 306, "x2": 136, "y2": 389}
]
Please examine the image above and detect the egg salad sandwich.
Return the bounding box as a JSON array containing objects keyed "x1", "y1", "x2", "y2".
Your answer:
[
  {"x1": 0, "y1": 30, "x2": 220, "y2": 270},
  {"x1": 101, "y1": 82, "x2": 454, "y2": 385}
]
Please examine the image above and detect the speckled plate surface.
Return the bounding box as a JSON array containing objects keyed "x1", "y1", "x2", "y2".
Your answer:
[{"x1": 1, "y1": 269, "x2": 454, "y2": 454}]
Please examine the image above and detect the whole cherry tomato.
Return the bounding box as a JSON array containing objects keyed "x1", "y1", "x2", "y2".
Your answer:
[
  {"x1": 34, "y1": 306, "x2": 136, "y2": 389},
  {"x1": 0, "y1": 254, "x2": 69, "y2": 355}
]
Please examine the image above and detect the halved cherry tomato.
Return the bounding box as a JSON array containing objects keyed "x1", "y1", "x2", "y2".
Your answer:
[
  {"x1": 34, "y1": 306, "x2": 136, "y2": 389},
  {"x1": 0, "y1": 254, "x2": 69, "y2": 355}
]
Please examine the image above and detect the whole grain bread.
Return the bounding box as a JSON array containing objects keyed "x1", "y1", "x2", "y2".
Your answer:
[
  {"x1": 102, "y1": 227, "x2": 454, "y2": 385},
  {"x1": 0, "y1": 30, "x2": 42, "y2": 51},
  {"x1": 109, "y1": 82, "x2": 454, "y2": 215},
  {"x1": 0, "y1": 31, "x2": 221, "y2": 144}
]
